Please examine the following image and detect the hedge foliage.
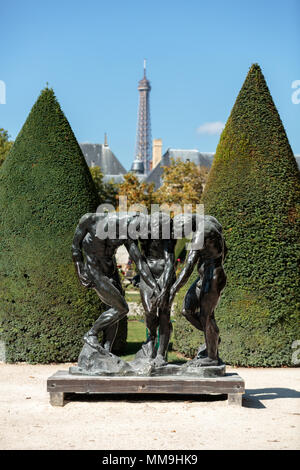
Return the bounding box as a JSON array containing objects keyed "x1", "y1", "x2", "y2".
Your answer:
[
  {"x1": 173, "y1": 64, "x2": 300, "y2": 366},
  {"x1": 0, "y1": 87, "x2": 126, "y2": 362}
]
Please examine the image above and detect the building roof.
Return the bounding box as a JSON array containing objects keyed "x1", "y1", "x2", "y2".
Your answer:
[
  {"x1": 145, "y1": 148, "x2": 214, "y2": 190},
  {"x1": 102, "y1": 174, "x2": 125, "y2": 184},
  {"x1": 80, "y1": 143, "x2": 300, "y2": 191},
  {"x1": 80, "y1": 143, "x2": 127, "y2": 175},
  {"x1": 164, "y1": 149, "x2": 214, "y2": 167}
]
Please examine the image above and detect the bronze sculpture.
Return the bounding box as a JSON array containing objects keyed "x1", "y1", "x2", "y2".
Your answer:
[{"x1": 70, "y1": 211, "x2": 227, "y2": 376}]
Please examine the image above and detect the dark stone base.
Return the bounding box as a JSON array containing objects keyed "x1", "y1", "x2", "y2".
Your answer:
[{"x1": 69, "y1": 342, "x2": 226, "y2": 378}]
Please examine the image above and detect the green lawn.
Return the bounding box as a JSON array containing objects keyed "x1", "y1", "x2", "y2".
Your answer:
[
  {"x1": 120, "y1": 320, "x2": 186, "y2": 364},
  {"x1": 125, "y1": 291, "x2": 141, "y2": 303}
]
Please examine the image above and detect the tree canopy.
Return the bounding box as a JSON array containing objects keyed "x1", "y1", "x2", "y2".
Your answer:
[
  {"x1": 0, "y1": 128, "x2": 13, "y2": 166},
  {"x1": 156, "y1": 158, "x2": 208, "y2": 209},
  {"x1": 90, "y1": 165, "x2": 119, "y2": 206},
  {"x1": 117, "y1": 172, "x2": 156, "y2": 211},
  {"x1": 116, "y1": 159, "x2": 208, "y2": 213}
]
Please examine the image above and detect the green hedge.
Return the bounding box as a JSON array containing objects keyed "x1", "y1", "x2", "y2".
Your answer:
[
  {"x1": 173, "y1": 64, "x2": 300, "y2": 366},
  {"x1": 0, "y1": 87, "x2": 127, "y2": 362}
]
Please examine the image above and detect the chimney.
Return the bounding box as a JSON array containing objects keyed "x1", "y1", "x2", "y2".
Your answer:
[
  {"x1": 152, "y1": 138, "x2": 162, "y2": 169},
  {"x1": 104, "y1": 132, "x2": 108, "y2": 147}
]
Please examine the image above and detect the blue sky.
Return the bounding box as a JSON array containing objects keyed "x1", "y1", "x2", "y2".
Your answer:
[{"x1": 1, "y1": 0, "x2": 299, "y2": 170}]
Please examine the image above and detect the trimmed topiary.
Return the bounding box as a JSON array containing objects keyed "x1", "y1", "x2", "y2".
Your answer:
[
  {"x1": 0, "y1": 87, "x2": 126, "y2": 362},
  {"x1": 173, "y1": 64, "x2": 300, "y2": 366}
]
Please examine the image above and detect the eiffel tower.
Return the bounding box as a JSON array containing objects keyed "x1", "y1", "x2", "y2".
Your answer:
[{"x1": 133, "y1": 60, "x2": 152, "y2": 175}]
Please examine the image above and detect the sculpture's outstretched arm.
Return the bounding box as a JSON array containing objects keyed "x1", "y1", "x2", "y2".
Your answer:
[
  {"x1": 125, "y1": 240, "x2": 160, "y2": 296},
  {"x1": 72, "y1": 214, "x2": 91, "y2": 262},
  {"x1": 154, "y1": 240, "x2": 176, "y2": 310},
  {"x1": 72, "y1": 214, "x2": 93, "y2": 287},
  {"x1": 160, "y1": 240, "x2": 175, "y2": 292},
  {"x1": 170, "y1": 249, "x2": 200, "y2": 303}
]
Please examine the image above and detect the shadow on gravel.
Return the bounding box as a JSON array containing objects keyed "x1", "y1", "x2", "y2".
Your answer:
[
  {"x1": 60, "y1": 387, "x2": 300, "y2": 409},
  {"x1": 243, "y1": 388, "x2": 300, "y2": 409}
]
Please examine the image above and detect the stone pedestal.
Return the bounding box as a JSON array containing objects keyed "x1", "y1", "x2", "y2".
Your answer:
[{"x1": 47, "y1": 370, "x2": 245, "y2": 407}]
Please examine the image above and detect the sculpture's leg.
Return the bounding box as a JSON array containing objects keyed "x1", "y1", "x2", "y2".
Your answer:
[
  {"x1": 203, "y1": 311, "x2": 219, "y2": 361},
  {"x1": 101, "y1": 271, "x2": 123, "y2": 351},
  {"x1": 182, "y1": 279, "x2": 203, "y2": 331},
  {"x1": 140, "y1": 284, "x2": 158, "y2": 358},
  {"x1": 84, "y1": 275, "x2": 129, "y2": 348},
  {"x1": 102, "y1": 322, "x2": 119, "y2": 351},
  {"x1": 155, "y1": 309, "x2": 172, "y2": 365},
  {"x1": 197, "y1": 266, "x2": 226, "y2": 364},
  {"x1": 145, "y1": 311, "x2": 159, "y2": 349}
]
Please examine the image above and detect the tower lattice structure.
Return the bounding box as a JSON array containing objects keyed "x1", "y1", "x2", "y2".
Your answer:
[{"x1": 134, "y1": 60, "x2": 152, "y2": 174}]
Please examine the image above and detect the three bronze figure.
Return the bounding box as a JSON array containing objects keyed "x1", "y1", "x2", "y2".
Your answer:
[{"x1": 72, "y1": 211, "x2": 227, "y2": 370}]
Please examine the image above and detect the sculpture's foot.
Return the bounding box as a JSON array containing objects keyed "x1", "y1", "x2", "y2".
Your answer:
[
  {"x1": 180, "y1": 356, "x2": 225, "y2": 377},
  {"x1": 196, "y1": 343, "x2": 207, "y2": 359},
  {"x1": 151, "y1": 354, "x2": 168, "y2": 368},
  {"x1": 194, "y1": 356, "x2": 219, "y2": 367},
  {"x1": 196, "y1": 338, "x2": 221, "y2": 359},
  {"x1": 130, "y1": 339, "x2": 158, "y2": 375},
  {"x1": 135, "y1": 339, "x2": 156, "y2": 360},
  {"x1": 83, "y1": 332, "x2": 112, "y2": 356}
]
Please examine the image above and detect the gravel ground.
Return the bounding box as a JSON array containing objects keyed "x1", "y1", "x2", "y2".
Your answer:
[{"x1": 0, "y1": 363, "x2": 299, "y2": 450}]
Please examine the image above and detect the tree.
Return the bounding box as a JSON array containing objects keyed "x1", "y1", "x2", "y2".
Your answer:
[
  {"x1": 117, "y1": 172, "x2": 156, "y2": 211},
  {"x1": 0, "y1": 128, "x2": 13, "y2": 166},
  {"x1": 90, "y1": 165, "x2": 119, "y2": 207},
  {"x1": 174, "y1": 64, "x2": 300, "y2": 366},
  {"x1": 155, "y1": 158, "x2": 208, "y2": 209},
  {"x1": 0, "y1": 87, "x2": 127, "y2": 362}
]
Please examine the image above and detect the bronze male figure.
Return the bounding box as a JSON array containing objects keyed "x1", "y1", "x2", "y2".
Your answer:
[
  {"x1": 169, "y1": 215, "x2": 227, "y2": 366},
  {"x1": 137, "y1": 212, "x2": 176, "y2": 366},
  {"x1": 72, "y1": 212, "x2": 160, "y2": 353}
]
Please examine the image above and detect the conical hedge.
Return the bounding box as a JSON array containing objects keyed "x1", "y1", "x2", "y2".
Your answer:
[
  {"x1": 174, "y1": 64, "x2": 300, "y2": 366},
  {"x1": 0, "y1": 88, "x2": 125, "y2": 362}
]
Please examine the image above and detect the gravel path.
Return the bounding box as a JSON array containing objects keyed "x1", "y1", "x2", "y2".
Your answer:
[{"x1": 0, "y1": 363, "x2": 299, "y2": 450}]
